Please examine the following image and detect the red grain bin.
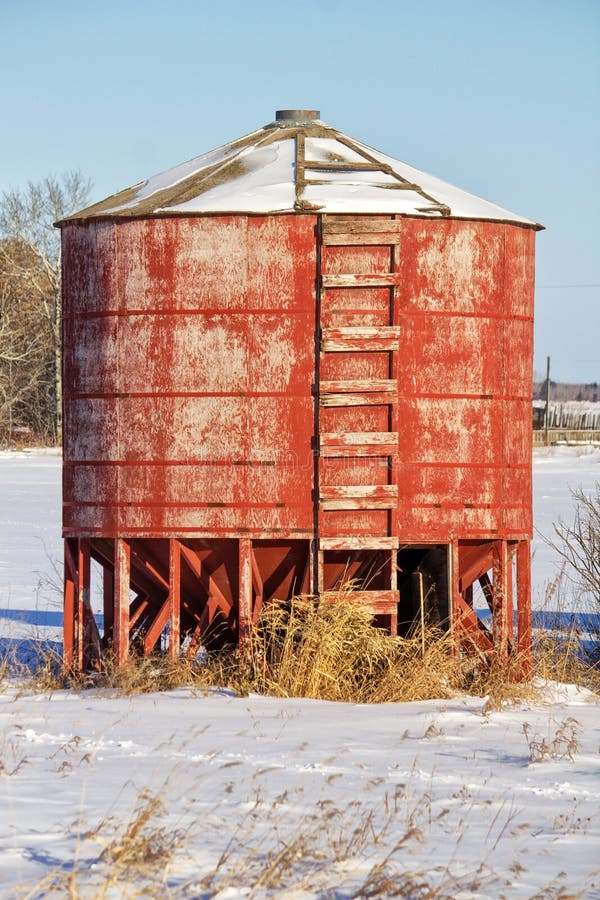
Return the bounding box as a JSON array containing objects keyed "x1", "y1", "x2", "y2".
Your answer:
[{"x1": 57, "y1": 110, "x2": 542, "y2": 671}]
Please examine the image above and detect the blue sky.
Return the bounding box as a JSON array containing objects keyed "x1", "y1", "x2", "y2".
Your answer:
[{"x1": 1, "y1": 0, "x2": 598, "y2": 382}]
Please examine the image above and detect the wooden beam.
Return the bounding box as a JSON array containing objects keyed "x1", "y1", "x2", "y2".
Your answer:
[
  {"x1": 179, "y1": 542, "x2": 232, "y2": 614},
  {"x1": 450, "y1": 540, "x2": 460, "y2": 656},
  {"x1": 320, "y1": 484, "x2": 398, "y2": 500},
  {"x1": 319, "y1": 432, "x2": 398, "y2": 457},
  {"x1": 322, "y1": 220, "x2": 404, "y2": 234},
  {"x1": 304, "y1": 161, "x2": 383, "y2": 172},
  {"x1": 320, "y1": 498, "x2": 396, "y2": 510},
  {"x1": 319, "y1": 483, "x2": 398, "y2": 510},
  {"x1": 322, "y1": 233, "x2": 402, "y2": 246},
  {"x1": 321, "y1": 273, "x2": 402, "y2": 289},
  {"x1": 517, "y1": 540, "x2": 532, "y2": 679},
  {"x1": 320, "y1": 379, "x2": 397, "y2": 394},
  {"x1": 250, "y1": 548, "x2": 263, "y2": 623},
  {"x1": 493, "y1": 541, "x2": 509, "y2": 664},
  {"x1": 320, "y1": 431, "x2": 398, "y2": 447},
  {"x1": 320, "y1": 392, "x2": 397, "y2": 407},
  {"x1": 76, "y1": 539, "x2": 90, "y2": 672},
  {"x1": 319, "y1": 536, "x2": 399, "y2": 551},
  {"x1": 63, "y1": 540, "x2": 76, "y2": 668},
  {"x1": 169, "y1": 539, "x2": 181, "y2": 660},
  {"x1": 143, "y1": 596, "x2": 171, "y2": 655},
  {"x1": 238, "y1": 539, "x2": 252, "y2": 643},
  {"x1": 322, "y1": 590, "x2": 399, "y2": 613},
  {"x1": 321, "y1": 325, "x2": 401, "y2": 352},
  {"x1": 113, "y1": 538, "x2": 130, "y2": 667},
  {"x1": 103, "y1": 565, "x2": 114, "y2": 638}
]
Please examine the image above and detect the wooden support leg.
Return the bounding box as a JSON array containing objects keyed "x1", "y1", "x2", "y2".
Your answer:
[
  {"x1": 77, "y1": 539, "x2": 90, "y2": 672},
  {"x1": 308, "y1": 539, "x2": 316, "y2": 596},
  {"x1": 169, "y1": 539, "x2": 181, "y2": 660},
  {"x1": 250, "y1": 548, "x2": 263, "y2": 623},
  {"x1": 450, "y1": 540, "x2": 460, "y2": 654},
  {"x1": 317, "y1": 548, "x2": 324, "y2": 594},
  {"x1": 238, "y1": 539, "x2": 252, "y2": 645},
  {"x1": 103, "y1": 565, "x2": 114, "y2": 642},
  {"x1": 507, "y1": 544, "x2": 515, "y2": 648},
  {"x1": 63, "y1": 539, "x2": 77, "y2": 668},
  {"x1": 517, "y1": 540, "x2": 532, "y2": 679},
  {"x1": 114, "y1": 538, "x2": 131, "y2": 667},
  {"x1": 492, "y1": 541, "x2": 509, "y2": 665}
]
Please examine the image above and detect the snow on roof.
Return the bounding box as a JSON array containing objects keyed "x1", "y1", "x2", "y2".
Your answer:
[{"x1": 58, "y1": 113, "x2": 542, "y2": 228}]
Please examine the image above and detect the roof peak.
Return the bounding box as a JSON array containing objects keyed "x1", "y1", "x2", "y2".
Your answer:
[{"x1": 56, "y1": 112, "x2": 543, "y2": 229}]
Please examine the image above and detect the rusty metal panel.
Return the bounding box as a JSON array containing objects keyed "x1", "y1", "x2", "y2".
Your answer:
[
  {"x1": 395, "y1": 219, "x2": 534, "y2": 542},
  {"x1": 399, "y1": 220, "x2": 506, "y2": 315},
  {"x1": 63, "y1": 213, "x2": 534, "y2": 546},
  {"x1": 62, "y1": 222, "x2": 116, "y2": 316},
  {"x1": 63, "y1": 215, "x2": 317, "y2": 539}
]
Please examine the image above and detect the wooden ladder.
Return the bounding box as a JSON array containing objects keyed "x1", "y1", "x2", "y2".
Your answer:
[{"x1": 316, "y1": 217, "x2": 402, "y2": 633}]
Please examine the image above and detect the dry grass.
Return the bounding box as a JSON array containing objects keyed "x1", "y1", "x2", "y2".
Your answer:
[
  {"x1": 522, "y1": 717, "x2": 582, "y2": 763},
  {"x1": 215, "y1": 594, "x2": 464, "y2": 703},
  {"x1": 14, "y1": 786, "x2": 495, "y2": 899},
  {"x1": 2, "y1": 588, "x2": 598, "y2": 705},
  {"x1": 17, "y1": 788, "x2": 190, "y2": 899}
]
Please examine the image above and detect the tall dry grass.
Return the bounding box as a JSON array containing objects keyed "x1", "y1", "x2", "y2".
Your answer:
[
  {"x1": 3, "y1": 589, "x2": 597, "y2": 703},
  {"x1": 231, "y1": 593, "x2": 463, "y2": 703}
]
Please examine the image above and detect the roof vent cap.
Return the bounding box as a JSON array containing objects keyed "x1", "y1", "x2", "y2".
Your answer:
[{"x1": 275, "y1": 109, "x2": 320, "y2": 124}]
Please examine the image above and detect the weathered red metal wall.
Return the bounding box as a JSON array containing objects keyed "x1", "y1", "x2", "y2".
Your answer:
[
  {"x1": 62, "y1": 216, "x2": 318, "y2": 540},
  {"x1": 63, "y1": 214, "x2": 534, "y2": 548},
  {"x1": 396, "y1": 219, "x2": 535, "y2": 542}
]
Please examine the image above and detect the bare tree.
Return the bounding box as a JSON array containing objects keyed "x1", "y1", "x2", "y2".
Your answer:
[
  {"x1": 0, "y1": 249, "x2": 55, "y2": 438},
  {"x1": 0, "y1": 172, "x2": 91, "y2": 441},
  {"x1": 550, "y1": 485, "x2": 600, "y2": 611}
]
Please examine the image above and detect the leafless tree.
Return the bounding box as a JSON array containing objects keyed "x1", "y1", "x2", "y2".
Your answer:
[
  {"x1": 550, "y1": 485, "x2": 600, "y2": 612},
  {"x1": 0, "y1": 252, "x2": 54, "y2": 437},
  {"x1": 0, "y1": 172, "x2": 91, "y2": 441}
]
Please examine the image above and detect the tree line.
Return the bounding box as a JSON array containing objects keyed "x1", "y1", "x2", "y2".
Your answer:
[{"x1": 0, "y1": 172, "x2": 91, "y2": 445}]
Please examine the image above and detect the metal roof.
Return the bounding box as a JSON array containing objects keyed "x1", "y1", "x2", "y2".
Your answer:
[{"x1": 58, "y1": 110, "x2": 543, "y2": 229}]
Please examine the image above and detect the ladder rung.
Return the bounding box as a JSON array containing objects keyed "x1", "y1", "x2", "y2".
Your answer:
[
  {"x1": 323, "y1": 590, "x2": 399, "y2": 615},
  {"x1": 321, "y1": 273, "x2": 402, "y2": 289},
  {"x1": 321, "y1": 447, "x2": 398, "y2": 458},
  {"x1": 322, "y1": 220, "x2": 404, "y2": 234},
  {"x1": 320, "y1": 485, "x2": 397, "y2": 500},
  {"x1": 320, "y1": 379, "x2": 397, "y2": 394},
  {"x1": 320, "y1": 392, "x2": 397, "y2": 407},
  {"x1": 319, "y1": 536, "x2": 399, "y2": 551},
  {"x1": 320, "y1": 432, "x2": 398, "y2": 448},
  {"x1": 321, "y1": 326, "x2": 400, "y2": 353},
  {"x1": 322, "y1": 233, "x2": 402, "y2": 246},
  {"x1": 320, "y1": 497, "x2": 396, "y2": 510}
]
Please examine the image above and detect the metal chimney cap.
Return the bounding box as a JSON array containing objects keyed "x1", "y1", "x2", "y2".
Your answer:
[{"x1": 275, "y1": 109, "x2": 320, "y2": 122}]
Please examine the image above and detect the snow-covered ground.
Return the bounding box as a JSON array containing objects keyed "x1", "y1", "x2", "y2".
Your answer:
[
  {"x1": 0, "y1": 447, "x2": 599, "y2": 897},
  {"x1": 1, "y1": 680, "x2": 599, "y2": 897}
]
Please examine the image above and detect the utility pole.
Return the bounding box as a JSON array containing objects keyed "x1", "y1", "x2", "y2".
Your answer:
[{"x1": 544, "y1": 356, "x2": 551, "y2": 446}]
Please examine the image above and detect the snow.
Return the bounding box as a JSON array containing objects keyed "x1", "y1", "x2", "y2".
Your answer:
[
  {"x1": 531, "y1": 445, "x2": 600, "y2": 610},
  {"x1": 0, "y1": 446, "x2": 599, "y2": 895},
  {"x1": 164, "y1": 140, "x2": 297, "y2": 215},
  {"x1": 0, "y1": 681, "x2": 598, "y2": 896},
  {"x1": 71, "y1": 121, "x2": 540, "y2": 225}
]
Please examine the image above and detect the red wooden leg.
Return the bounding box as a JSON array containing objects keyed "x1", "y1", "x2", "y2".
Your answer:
[
  {"x1": 238, "y1": 539, "x2": 252, "y2": 645},
  {"x1": 517, "y1": 540, "x2": 532, "y2": 679},
  {"x1": 169, "y1": 539, "x2": 181, "y2": 660},
  {"x1": 114, "y1": 538, "x2": 131, "y2": 666},
  {"x1": 63, "y1": 539, "x2": 76, "y2": 668}
]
